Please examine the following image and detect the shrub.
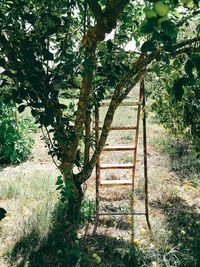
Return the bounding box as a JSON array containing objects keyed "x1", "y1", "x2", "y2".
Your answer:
[{"x1": 0, "y1": 100, "x2": 34, "y2": 164}]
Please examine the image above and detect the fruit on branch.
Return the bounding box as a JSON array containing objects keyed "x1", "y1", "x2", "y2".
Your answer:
[
  {"x1": 143, "y1": 7, "x2": 158, "y2": 19},
  {"x1": 95, "y1": 256, "x2": 102, "y2": 264},
  {"x1": 180, "y1": 0, "x2": 192, "y2": 5},
  {"x1": 153, "y1": 1, "x2": 169, "y2": 17},
  {"x1": 157, "y1": 16, "x2": 169, "y2": 26},
  {"x1": 92, "y1": 253, "x2": 102, "y2": 264},
  {"x1": 173, "y1": 72, "x2": 180, "y2": 80}
]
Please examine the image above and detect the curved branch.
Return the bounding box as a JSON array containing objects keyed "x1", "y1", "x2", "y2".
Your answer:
[
  {"x1": 76, "y1": 35, "x2": 200, "y2": 183},
  {"x1": 87, "y1": 0, "x2": 104, "y2": 21},
  {"x1": 174, "y1": 36, "x2": 200, "y2": 49},
  {"x1": 170, "y1": 45, "x2": 200, "y2": 57},
  {"x1": 177, "y1": 9, "x2": 200, "y2": 27},
  {"x1": 41, "y1": 127, "x2": 59, "y2": 168}
]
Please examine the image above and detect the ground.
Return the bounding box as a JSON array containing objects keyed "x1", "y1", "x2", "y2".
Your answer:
[{"x1": 0, "y1": 93, "x2": 200, "y2": 266}]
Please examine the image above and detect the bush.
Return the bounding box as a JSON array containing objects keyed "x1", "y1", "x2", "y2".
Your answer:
[
  {"x1": 146, "y1": 72, "x2": 200, "y2": 155},
  {"x1": 0, "y1": 100, "x2": 34, "y2": 164}
]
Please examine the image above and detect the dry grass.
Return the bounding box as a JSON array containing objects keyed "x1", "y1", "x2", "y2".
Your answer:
[{"x1": 0, "y1": 91, "x2": 200, "y2": 266}]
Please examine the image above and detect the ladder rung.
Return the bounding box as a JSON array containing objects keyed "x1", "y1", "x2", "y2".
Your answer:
[
  {"x1": 101, "y1": 101, "x2": 141, "y2": 107},
  {"x1": 100, "y1": 163, "x2": 133, "y2": 169},
  {"x1": 98, "y1": 126, "x2": 138, "y2": 130},
  {"x1": 103, "y1": 145, "x2": 135, "y2": 151},
  {"x1": 99, "y1": 212, "x2": 146, "y2": 216},
  {"x1": 100, "y1": 179, "x2": 132, "y2": 186}
]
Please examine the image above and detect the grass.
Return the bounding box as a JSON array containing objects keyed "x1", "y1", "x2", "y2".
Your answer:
[
  {"x1": 149, "y1": 134, "x2": 200, "y2": 186},
  {"x1": 0, "y1": 171, "x2": 58, "y2": 264},
  {"x1": 0, "y1": 98, "x2": 200, "y2": 266}
]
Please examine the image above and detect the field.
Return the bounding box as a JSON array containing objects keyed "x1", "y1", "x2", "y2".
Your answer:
[{"x1": 0, "y1": 92, "x2": 200, "y2": 267}]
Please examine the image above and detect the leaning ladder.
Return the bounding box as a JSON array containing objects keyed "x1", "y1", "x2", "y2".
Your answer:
[{"x1": 94, "y1": 79, "x2": 151, "y2": 237}]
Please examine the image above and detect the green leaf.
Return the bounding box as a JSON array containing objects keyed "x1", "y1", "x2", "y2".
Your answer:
[
  {"x1": 141, "y1": 18, "x2": 157, "y2": 34},
  {"x1": 44, "y1": 50, "x2": 54, "y2": 61},
  {"x1": 161, "y1": 21, "x2": 178, "y2": 39},
  {"x1": 185, "y1": 60, "x2": 194, "y2": 78},
  {"x1": 18, "y1": 105, "x2": 26, "y2": 113},
  {"x1": 171, "y1": 77, "x2": 189, "y2": 102},
  {"x1": 193, "y1": 0, "x2": 199, "y2": 7},
  {"x1": 3, "y1": 95, "x2": 12, "y2": 104},
  {"x1": 56, "y1": 175, "x2": 63, "y2": 185},
  {"x1": 191, "y1": 54, "x2": 200, "y2": 74},
  {"x1": 152, "y1": 64, "x2": 160, "y2": 76},
  {"x1": 141, "y1": 40, "x2": 156, "y2": 52},
  {"x1": 163, "y1": 43, "x2": 175, "y2": 52},
  {"x1": 56, "y1": 185, "x2": 63, "y2": 190},
  {"x1": 31, "y1": 109, "x2": 38, "y2": 117}
]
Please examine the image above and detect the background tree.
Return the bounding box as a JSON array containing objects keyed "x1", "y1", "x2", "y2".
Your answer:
[{"x1": 0, "y1": 0, "x2": 199, "y2": 227}]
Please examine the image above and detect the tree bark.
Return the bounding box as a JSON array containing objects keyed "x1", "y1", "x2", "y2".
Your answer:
[{"x1": 67, "y1": 178, "x2": 83, "y2": 224}]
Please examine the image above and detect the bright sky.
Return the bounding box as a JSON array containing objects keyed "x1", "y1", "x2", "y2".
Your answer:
[{"x1": 105, "y1": 30, "x2": 136, "y2": 51}]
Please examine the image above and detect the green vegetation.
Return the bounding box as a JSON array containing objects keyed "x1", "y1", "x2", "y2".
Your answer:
[
  {"x1": 146, "y1": 69, "x2": 200, "y2": 154},
  {"x1": 0, "y1": 100, "x2": 34, "y2": 164},
  {"x1": 151, "y1": 135, "x2": 200, "y2": 186},
  {"x1": 0, "y1": 0, "x2": 199, "y2": 265},
  {"x1": 0, "y1": 0, "x2": 199, "y2": 227},
  {"x1": 0, "y1": 109, "x2": 199, "y2": 267}
]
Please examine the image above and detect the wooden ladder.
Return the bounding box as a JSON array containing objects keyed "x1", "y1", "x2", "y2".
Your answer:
[{"x1": 94, "y1": 80, "x2": 151, "y2": 235}]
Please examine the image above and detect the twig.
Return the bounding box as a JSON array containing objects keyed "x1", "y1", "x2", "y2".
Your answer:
[{"x1": 41, "y1": 126, "x2": 59, "y2": 168}]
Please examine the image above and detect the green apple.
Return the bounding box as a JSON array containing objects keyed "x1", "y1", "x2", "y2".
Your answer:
[
  {"x1": 74, "y1": 239, "x2": 79, "y2": 245},
  {"x1": 153, "y1": 1, "x2": 169, "y2": 17},
  {"x1": 157, "y1": 16, "x2": 169, "y2": 26},
  {"x1": 173, "y1": 72, "x2": 180, "y2": 80},
  {"x1": 143, "y1": 7, "x2": 157, "y2": 19},
  {"x1": 180, "y1": 0, "x2": 192, "y2": 4},
  {"x1": 95, "y1": 256, "x2": 102, "y2": 264},
  {"x1": 92, "y1": 253, "x2": 98, "y2": 259}
]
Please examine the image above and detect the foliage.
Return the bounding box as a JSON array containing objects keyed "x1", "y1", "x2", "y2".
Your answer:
[
  {"x1": 146, "y1": 65, "x2": 200, "y2": 153},
  {"x1": 164, "y1": 137, "x2": 200, "y2": 184},
  {"x1": 0, "y1": 100, "x2": 34, "y2": 164}
]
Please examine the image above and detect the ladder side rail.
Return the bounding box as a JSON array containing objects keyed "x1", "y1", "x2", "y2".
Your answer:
[
  {"x1": 141, "y1": 79, "x2": 152, "y2": 232},
  {"x1": 94, "y1": 105, "x2": 100, "y2": 234},
  {"x1": 131, "y1": 84, "x2": 143, "y2": 242},
  {"x1": 132, "y1": 86, "x2": 143, "y2": 190}
]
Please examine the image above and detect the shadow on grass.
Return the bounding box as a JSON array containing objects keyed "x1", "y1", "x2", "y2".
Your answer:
[
  {"x1": 7, "y1": 202, "x2": 139, "y2": 267},
  {"x1": 151, "y1": 196, "x2": 200, "y2": 267},
  {"x1": 163, "y1": 138, "x2": 200, "y2": 184}
]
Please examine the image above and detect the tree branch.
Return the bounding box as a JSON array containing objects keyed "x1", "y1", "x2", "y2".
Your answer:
[
  {"x1": 87, "y1": 0, "x2": 104, "y2": 21},
  {"x1": 170, "y1": 45, "x2": 200, "y2": 57},
  {"x1": 108, "y1": 0, "x2": 130, "y2": 14},
  {"x1": 84, "y1": 110, "x2": 92, "y2": 166},
  {"x1": 76, "y1": 36, "x2": 200, "y2": 183},
  {"x1": 66, "y1": 45, "x2": 96, "y2": 167},
  {"x1": 174, "y1": 36, "x2": 200, "y2": 49},
  {"x1": 68, "y1": 1, "x2": 130, "y2": 171},
  {"x1": 177, "y1": 9, "x2": 200, "y2": 27},
  {"x1": 76, "y1": 68, "x2": 147, "y2": 183},
  {"x1": 104, "y1": 0, "x2": 130, "y2": 33}
]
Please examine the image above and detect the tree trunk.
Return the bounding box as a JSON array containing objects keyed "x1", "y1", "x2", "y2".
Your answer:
[{"x1": 66, "y1": 179, "x2": 83, "y2": 225}]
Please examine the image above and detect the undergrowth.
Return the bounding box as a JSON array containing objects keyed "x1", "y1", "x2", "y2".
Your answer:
[
  {"x1": 0, "y1": 101, "x2": 35, "y2": 164},
  {"x1": 150, "y1": 135, "x2": 200, "y2": 186}
]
